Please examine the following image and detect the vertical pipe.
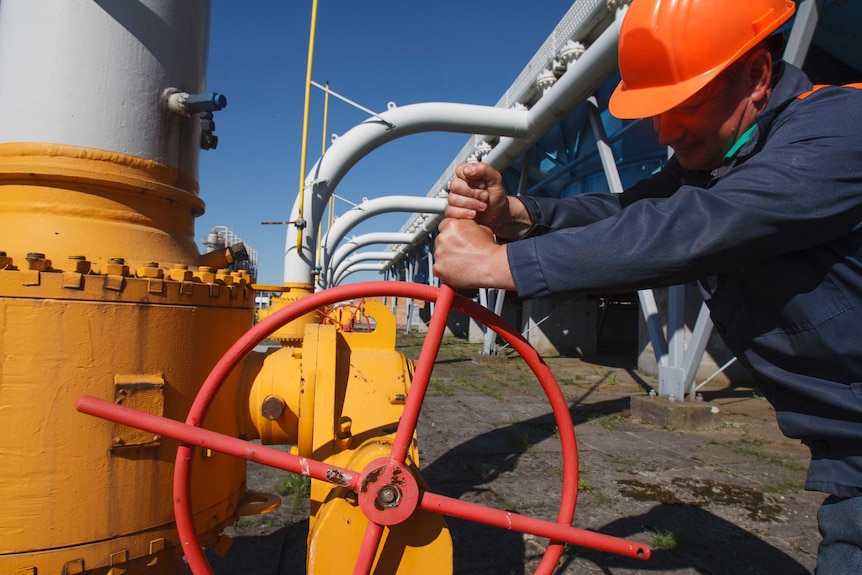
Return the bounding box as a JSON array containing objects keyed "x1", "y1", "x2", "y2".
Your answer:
[
  {"x1": 316, "y1": 81, "x2": 332, "y2": 284},
  {"x1": 297, "y1": 0, "x2": 321, "y2": 252}
]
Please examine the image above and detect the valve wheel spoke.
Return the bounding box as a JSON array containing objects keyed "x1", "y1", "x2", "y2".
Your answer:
[
  {"x1": 75, "y1": 281, "x2": 651, "y2": 574},
  {"x1": 389, "y1": 283, "x2": 455, "y2": 464}
]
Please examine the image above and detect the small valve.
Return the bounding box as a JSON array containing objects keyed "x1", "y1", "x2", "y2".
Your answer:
[{"x1": 163, "y1": 89, "x2": 227, "y2": 150}]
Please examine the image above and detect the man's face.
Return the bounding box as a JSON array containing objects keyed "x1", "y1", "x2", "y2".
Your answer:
[{"x1": 651, "y1": 70, "x2": 753, "y2": 171}]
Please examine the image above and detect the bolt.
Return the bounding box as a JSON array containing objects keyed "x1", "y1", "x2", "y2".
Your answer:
[
  {"x1": 215, "y1": 269, "x2": 233, "y2": 285},
  {"x1": 67, "y1": 255, "x2": 91, "y2": 274},
  {"x1": 376, "y1": 484, "x2": 401, "y2": 508},
  {"x1": 106, "y1": 258, "x2": 129, "y2": 276},
  {"x1": 261, "y1": 395, "x2": 285, "y2": 420},
  {"x1": 136, "y1": 262, "x2": 164, "y2": 279},
  {"x1": 167, "y1": 263, "x2": 193, "y2": 281},
  {"x1": 336, "y1": 416, "x2": 352, "y2": 438},
  {"x1": 194, "y1": 266, "x2": 215, "y2": 283},
  {"x1": 26, "y1": 252, "x2": 51, "y2": 271}
]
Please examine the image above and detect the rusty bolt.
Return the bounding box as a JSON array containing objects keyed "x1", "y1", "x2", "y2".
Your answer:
[
  {"x1": 0, "y1": 252, "x2": 12, "y2": 270},
  {"x1": 26, "y1": 252, "x2": 51, "y2": 271},
  {"x1": 376, "y1": 484, "x2": 401, "y2": 508},
  {"x1": 67, "y1": 255, "x2": 91, "y2": 274},
  {"x1": 261, "y1": 395, "x2": 286, "y2": 420},
  {"x1": 336, "y1": 416, "x2": 353, "y2": 439},
  {"x1": 113, "y1": 437, "x2": 126, "y2": 447}
]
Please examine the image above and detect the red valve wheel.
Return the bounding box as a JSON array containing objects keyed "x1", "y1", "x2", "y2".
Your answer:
[{"x1": 76, "y1": 281, "x2": 650, "y2": 574}]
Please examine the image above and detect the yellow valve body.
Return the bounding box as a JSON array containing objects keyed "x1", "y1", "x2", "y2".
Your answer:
[{"x1": 248, "y1": 301, "x2": 453, "y2": 573}]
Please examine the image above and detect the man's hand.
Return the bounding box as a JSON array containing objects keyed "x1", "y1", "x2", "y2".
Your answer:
[
  {"x1": 433, "y1": 218, "x2": 515, "y2": 290},
  {"x1": 447, "y1": 162, "x2": 531, "y2": 241}
]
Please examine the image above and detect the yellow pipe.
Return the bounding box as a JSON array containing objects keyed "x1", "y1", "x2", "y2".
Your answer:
[
  {"x1": 322, "y1": 81, "x2": 330, "y2": 157},
  {"x1": 297, "y1": 0, "x2": 321, "y2": 252}
]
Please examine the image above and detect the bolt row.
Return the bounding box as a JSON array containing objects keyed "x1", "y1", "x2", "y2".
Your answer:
[{"x1": 0, "y1": 252, "x2": 252, "y2": 285}]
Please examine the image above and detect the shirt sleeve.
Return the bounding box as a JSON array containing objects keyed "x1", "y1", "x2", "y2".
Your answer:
[{"x1": 508, "y1": 86, "x2": 862, "y2": 299}]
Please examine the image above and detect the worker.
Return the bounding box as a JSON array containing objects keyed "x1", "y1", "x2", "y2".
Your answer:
[{"x1": 433, "y1": 0, "x2": 862, "y2": 572}]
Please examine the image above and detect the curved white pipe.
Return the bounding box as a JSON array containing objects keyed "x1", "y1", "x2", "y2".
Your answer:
[
  {"x1": 483, "y1": 6, "x2": 624, "y2": 170},
  {"x1": 332, "y1": 251, "x2": 397, "y2": 286},
  {"x1": 318, "y1": 196, "x2": 445, "y2": 286},
  {"x1": 284, "y1": 7, "x2": 625, "y2": 284},
  {"x1": 334, "y1": 263, "x2": 388, "y2": 285},
  {"x1": 400, "y1": 7, "x2": 626, "y2": 250},
  {"x1": 284, "y1": 104, "x2": 532, "y2": 284},
  {"x1": 380, "y1": 214, "x2": 440, "y2": 274},
  {"x1": 330, "y1": 232, "x2": 414, "y2": 274}
]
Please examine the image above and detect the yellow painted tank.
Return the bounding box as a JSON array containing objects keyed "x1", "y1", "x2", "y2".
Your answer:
[{"x1": 0, "y1": 144, "x2": 254, "y2": 573}]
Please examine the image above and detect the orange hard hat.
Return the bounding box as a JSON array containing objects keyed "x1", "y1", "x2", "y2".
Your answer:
[{"x1": 608, "y1": 0, "x2": 796, "y2": 119}]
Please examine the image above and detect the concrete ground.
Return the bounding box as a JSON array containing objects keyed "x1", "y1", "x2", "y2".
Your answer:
[{"x1": 204, "y1": 335, "x2": 821, "y2": 575}]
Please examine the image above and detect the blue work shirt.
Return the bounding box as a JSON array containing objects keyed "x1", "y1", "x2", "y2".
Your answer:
[{"x1": 507, "y1": 63, "x2": 862, "y2": 498}]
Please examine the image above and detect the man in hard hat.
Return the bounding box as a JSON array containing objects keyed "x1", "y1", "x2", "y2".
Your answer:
[{"x1": 434, "y1": 0, "x2": 862, "y2": 572}]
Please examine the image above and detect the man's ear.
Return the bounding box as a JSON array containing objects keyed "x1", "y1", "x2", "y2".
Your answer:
[{"x1": 748, "y1": 48, "x2": 773, "y2": 107}]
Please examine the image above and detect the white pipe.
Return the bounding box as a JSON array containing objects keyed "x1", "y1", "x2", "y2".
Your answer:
[
  {"x1": 332, "y1": 251, "x2": 397, "y2": 286},
  {"x1": 483, "y1": 6, "x2": 624, "y2": 170},
  {"x1": 284, "y1": 104, "x2": 533, "y2": 284},
  {"x1": 318, "y1": 196, "x2": 446, "y2": 286},
  {"x1": 387, "y1": 7, "x2": 626, "y2": 249},
  {"x1": 330, "y1": 232, "x2": 414, "y2": 272},
  {"x1": 335, "y1": 263, "x2": 388, "y2": 285},
  {"x1": 783, "y1": 0, "x2": 821, "y2": 69},
  {"x1": 283, "y1": 6, "x2": 625, "y2": 284}
]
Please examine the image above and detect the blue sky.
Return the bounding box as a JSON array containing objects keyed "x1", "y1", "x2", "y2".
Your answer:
[{"x1": 198, "y1": 1, "x2": 575, "y2": 285}]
